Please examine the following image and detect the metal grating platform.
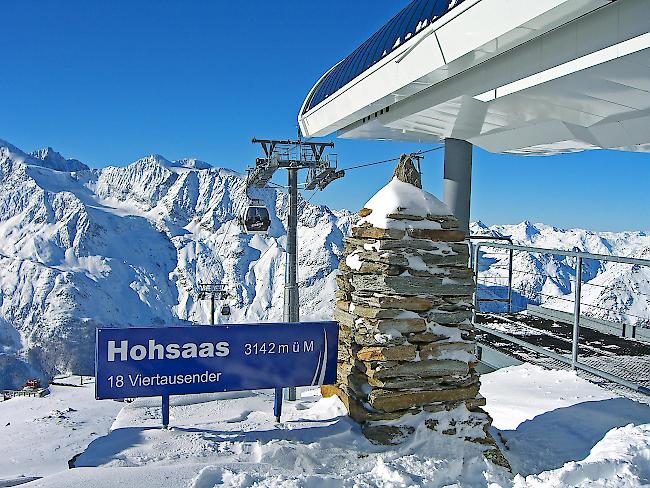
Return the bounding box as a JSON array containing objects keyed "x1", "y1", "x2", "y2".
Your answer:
[{"x1": 477, "y1": 313, "x2": 650, "y2": 405}]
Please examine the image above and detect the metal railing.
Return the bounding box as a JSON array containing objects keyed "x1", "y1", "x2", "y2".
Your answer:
[
  {"x1": 467, "y1": 235, "x2": 514, "y2": 312},
  {"x1": 470, "y1": 239, "x2": 650, "y2": 396}
]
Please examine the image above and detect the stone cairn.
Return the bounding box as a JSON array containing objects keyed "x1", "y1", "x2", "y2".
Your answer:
[{"x1": 323, "y1": 155, "x2": 508, "y2": 467}]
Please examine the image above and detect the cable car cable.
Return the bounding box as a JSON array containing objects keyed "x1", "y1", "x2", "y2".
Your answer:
[
  {"x1": 339, "y1": 145, "x2": 443, "y2": 172},
  {"x1": 340, "y1": 155, "x2": 401, "y2": 171},
  {"x1": 216, "y1": 218, "x2": 233, "y2": 256},
  {"x1": 298, "y1": 146, "x2": 443, "y2": 204}
]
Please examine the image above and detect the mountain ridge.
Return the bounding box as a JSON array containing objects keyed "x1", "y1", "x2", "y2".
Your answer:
[
  {"x1": 0, "y1": 139, "x2": 648, "y2": 389},
  {"x1": 0, "y1": 139, "x2": 352, "y2": 388}
]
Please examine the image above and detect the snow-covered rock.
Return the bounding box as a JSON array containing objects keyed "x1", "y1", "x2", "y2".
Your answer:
[
  {"x1": 359, "y1": 177, "x2": 452, "y2": 230},
  {"x1": 172, "y1": 158, "x2": 212, "y2": 170},
  {"x1": 31, "y1": 146, "x2": 90, "y2": 172}
]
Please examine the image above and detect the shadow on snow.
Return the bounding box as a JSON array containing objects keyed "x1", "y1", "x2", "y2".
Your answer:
[{"x1": 496, "y1": 397, "x2": 650, "y2": 476}]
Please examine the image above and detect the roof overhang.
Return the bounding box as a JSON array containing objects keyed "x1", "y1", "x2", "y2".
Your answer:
[{"x1": 299, "y1": 0, "x2": 650, "y2": 155}]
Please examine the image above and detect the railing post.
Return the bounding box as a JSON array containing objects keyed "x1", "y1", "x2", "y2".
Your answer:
[
  {"x1": 472, "y1": 243, "x2": 481, "y2": 323},
  {"x1": 507, "y1": 248, "x2": 514, "y2": 313},
  {"x1": 468, "y1": 240, "x2": 473, "y2": 270},
  {"x1": 572, "y1": 256, "x2": 583, "y2": 369}
]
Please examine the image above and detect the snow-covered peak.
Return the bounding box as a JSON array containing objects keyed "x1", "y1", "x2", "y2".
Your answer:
[
  {"x1": 359, "y1": 177, "x2": 451, "y2": 229},
  {"x1": 173, "y1": 158, "x2": 212, "y2": 170},
  {"x1": 0, "y1": 139, "x2": 36, "y2": 172},
  {"x1": 0, "y1": 140, "x2": 88, "y2": 174},
  {"x1": 128, "y1": 155, "x2": 211, "y2": 171},
  {"x1": 511, "y1": 220, "x2": 542, "y2": 240},
  {"x1": 472, "y1": 220, "x2": 491, "y2": 233},
  {"x1": 31, "y1": 147, "x2": 90, "y2": 172},
  {"x1": 0, "y1": 138, "x2": 27, "y2": 158},
  {"x1": 471, "y1": 220, "x2": 650, "y2": 326},
  {"x1": 132, "y1": 154, "x2": 174, "y2": 168}
]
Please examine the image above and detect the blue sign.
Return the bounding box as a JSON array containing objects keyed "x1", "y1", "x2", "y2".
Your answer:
[{"x1": 95, "y1": 322, "x2": 339, "y2": 400}]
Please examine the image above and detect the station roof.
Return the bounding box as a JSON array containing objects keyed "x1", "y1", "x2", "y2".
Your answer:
[
  {"x1": 299, "y1": 0, "x2": 650, "y2": 155},
  {"x1": 303, "y1": 0, "x2": 465, "y2": 113}
]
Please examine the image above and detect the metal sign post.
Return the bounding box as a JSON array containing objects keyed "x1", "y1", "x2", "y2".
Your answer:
[
  {"x1": 95, "y1": 322, "x2": 338, "y2": 426},
  {"x1": 162, "y1": 394, "x2": 170, "y2": 428}
]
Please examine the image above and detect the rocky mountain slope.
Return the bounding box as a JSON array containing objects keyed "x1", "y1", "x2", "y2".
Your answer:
[
  {"x1": 0, "y1": 139, "x2": 352, "y2": 388},
  {"x1": 0, "y1": 139, "x2": 648, "y2": 389}
]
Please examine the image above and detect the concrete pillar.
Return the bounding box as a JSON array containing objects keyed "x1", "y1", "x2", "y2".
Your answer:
[{"x1": 443, "y1": 138, "x2": 473, "y2": 234}]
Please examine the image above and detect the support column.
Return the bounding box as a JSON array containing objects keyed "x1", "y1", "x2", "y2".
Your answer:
[
  {"x1": 284, "y1": 167, "x2": 300, "y2": 403},
  {"x1": 443, "y1": 138, "x2": 473, "y2": 234},
  {"x1": 284, "y1": 168, "x2": 299, "y2": 325}
]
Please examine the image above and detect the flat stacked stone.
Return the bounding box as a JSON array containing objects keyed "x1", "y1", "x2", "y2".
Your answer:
[{"x1": 323, "y1": 155, "x2": 508, "y2": 468}]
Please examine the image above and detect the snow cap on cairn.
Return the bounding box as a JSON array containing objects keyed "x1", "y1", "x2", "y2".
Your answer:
[{"x1": 358, "y1": 154, "x2": 452, "y2": 231}]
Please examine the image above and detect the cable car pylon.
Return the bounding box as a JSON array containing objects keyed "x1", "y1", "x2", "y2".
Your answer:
[
  {"x1": 246, "y1": 135, "x2": 343, "y2": 421},
  {"x1": 198, "y1": 283, "x2": 229, "y2": 325}
]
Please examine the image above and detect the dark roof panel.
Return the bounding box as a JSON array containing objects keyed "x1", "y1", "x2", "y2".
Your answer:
[{"x1": 304, "y1": 0, "x2": 466, "y2": 113}]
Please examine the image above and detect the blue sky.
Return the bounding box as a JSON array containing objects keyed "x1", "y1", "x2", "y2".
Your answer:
[{"x1": 1, "y1": 1, "x2": 648, "y2": 232}]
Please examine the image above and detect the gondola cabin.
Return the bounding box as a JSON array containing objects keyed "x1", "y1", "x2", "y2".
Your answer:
[{"x1": 243, "y1": 204, "x2": 271, "y2": 234}]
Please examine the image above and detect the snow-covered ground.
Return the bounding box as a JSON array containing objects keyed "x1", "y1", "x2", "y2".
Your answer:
[
  {"x1": 482, "y1": 364, "x2": 650, "y2": 480},
  {"x1": 2, "y1": 364, "x2": 650, "y2": 487},
  {"x1": 0, "y1": 377, "x2": 122, "y2": 486}
]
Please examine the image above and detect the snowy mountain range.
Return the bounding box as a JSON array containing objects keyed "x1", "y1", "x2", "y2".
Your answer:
[
  {"x1": 0, "y1": 140, "x2": 352, "y2": 388},
  {"x1": 471, "y1": 221, "x2": 650, "y2": 326},
  {"x1": 0, "y1": 139, "x2": 648, "y2": 389}
]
